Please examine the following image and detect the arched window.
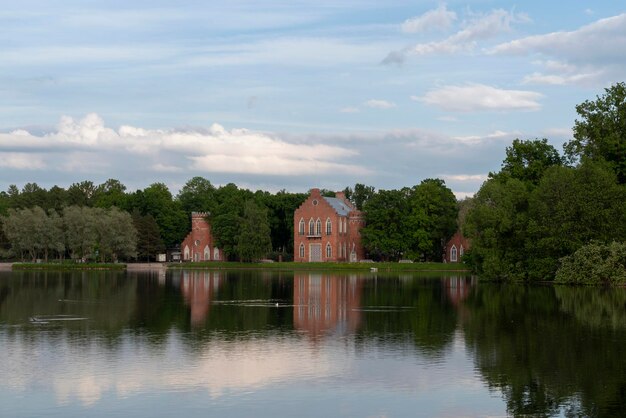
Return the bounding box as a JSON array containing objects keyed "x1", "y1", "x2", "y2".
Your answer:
[
  {"x1": 326, "y1": 218, "x2": 332, "y2": 235},
  {"x1": 299, "y1": 218, "x2": 305, "y2": 235},
  {"x1": 204, "y1": 245, "x2": 210, "y2": 261},
  {"x1": 213, "y1": 247, "x2": 220, "y2": 261},
  {"x1": 343, "y1": 243, "x2": 347, "y2": 259},
  {"x1": 338, "y1": 218, "x2": 343, "y2": 234},
  {"x1": 460, "y1": 245, "x2": 464, "y2": 257},
  {"x1": 326, "y1": 243, "x2": 332, "y2": 258},
  {"x1": 450, "y1": 245, "x2": 458, "y2": 262},
  {"x1": 309, "y1": 218, "x2": 315, "y2": 235},
  {"x1": 316, "y1": 218, "x2": 322, "y2": 236},
  {"x1": 299, "y1": 243, "x2": 305, "y2": 258},
  {"x1": 343, "y1": 218, "x2": 347, "y2": 234},
  {"x1": 184, "y1": 245, "x2": 190, "y2": 260}
]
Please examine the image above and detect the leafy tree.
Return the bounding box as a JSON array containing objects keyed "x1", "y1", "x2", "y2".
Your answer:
[
  {"x1": 132, "y1": 210, "x2": 165, "y2": 261},
  {"x1": 41, "y1": 209, "x2": 65, "y2": 261},
  {"x1": 94, "y1": 179, "x2": 129, "y2": 209},
  {"x1": 344, "y1": 183, "x2": 375, "y2": 210},
  {"x1": 131, "y1": 183, "x2": 188, "y2": 248},
  {"x1": 527, "y1": 162, "x2": 626, "y2": 279},
  {"x1": 409, "y1": 179, "x2": 457, "y2": 261},
  {"x1": 237, "y1": 200, "x2": 272, "y2": 261},
  {"x1": 496, "y1": 138, "x2": 564, "y2": 185},
  {"x1": 361, "y1": 189, "x2": 412, "y2": 261},
  {"x1": 463, "y1": 177, "x2": 531, "y2": 280},
  {"x1": 67, "y1": 181, "x2": 97, "y2": 206},
  {"x1": 63, "y1": 206, "x2": 96, "y2": 260},
  {"x1": 20, "y1": 183, "x2": 47, "y2": 208},
  {"x1": 176, "y1": 176, "x2": 216, "y2": 213},
  {"x1": 565, "y1": 82, "x2": 626, "y2": 182}
]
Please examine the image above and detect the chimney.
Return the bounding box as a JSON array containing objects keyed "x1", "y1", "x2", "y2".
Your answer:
[{"x1": 335, "y1": 191, "x2": 346, "y2": 201}]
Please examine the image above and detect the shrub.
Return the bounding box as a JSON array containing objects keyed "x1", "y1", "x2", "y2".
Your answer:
[{"x1": 555, "y1": 241, "x2": 626, "y2": 285}]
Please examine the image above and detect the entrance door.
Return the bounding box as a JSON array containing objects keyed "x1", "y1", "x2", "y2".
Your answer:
[{"x1": 309, "y1": 244, "x2": 322, "y2": 262}]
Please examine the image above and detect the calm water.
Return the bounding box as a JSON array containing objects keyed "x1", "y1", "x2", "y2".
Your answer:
[{"x1": 0, "y1": 270, "x2": 625, "y2": 417}]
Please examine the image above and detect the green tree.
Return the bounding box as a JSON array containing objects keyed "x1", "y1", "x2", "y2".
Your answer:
[
  {"x1": 176, "y1": 176, "x2": 216, "y2": 214},
  {"x1": 132, "y1": 210, "x2": 165, "y2": 261},
  {"x1": 63, "y1": 206, "x2": 96, "y2": 260},
  {"x1": 344, "y1": 183, "x2": 375, "y2": 210},
  {"x1": 361, "y1": 189, "x2": 412, "y2": 261},
  {"x1": 94, "y1": 179, "x2": 129, "y2": 209},
  {"x1": 496, "y1": 138, "x2": 564, "y2": 185},
  {"x1": 67, "y1": 181, "x2": 98, "y2": 206},
  {"x1": 237, "y1": 200, "x2": 272, "y2": 262},
  {"x1": 564, "y1": 82, "x2": 626, "y2": 182},
  {"x1": 409, "y1": 179, "x2": 458, "y2": 261}
]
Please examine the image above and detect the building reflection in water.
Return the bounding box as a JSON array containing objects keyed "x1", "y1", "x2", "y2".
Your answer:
[
  {"x1": 441, "y1": 275, "x2": 476, "y2": 306},
  {"x1": 179, "y1": 270, "x2": 222, "y2": 326},
  {"x1": 293, "y1": 273, "x2": 362, "y2": 339}
]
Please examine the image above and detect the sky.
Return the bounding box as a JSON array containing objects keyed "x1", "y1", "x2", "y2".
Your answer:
[{"x1": 1, "y1": 1, "x2": 625, "y2": 198}]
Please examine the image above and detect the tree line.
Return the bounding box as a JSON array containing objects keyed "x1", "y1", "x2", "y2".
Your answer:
[
  {"x1": 2, "y1": 206, "x2": 136, "y2": 262},
  {"x1": 463, "y1": 82, "x2": 626, "y2": 284},
  {"x1": 0, "y1": 175, "x2": 460, "y2": 262}
]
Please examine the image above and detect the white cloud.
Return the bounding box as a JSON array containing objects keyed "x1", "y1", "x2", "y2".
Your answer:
[
  {"x1": 0, "y1": 152, "x2": 45, "y2": 170},
  {"x1": 453, "y1": 129, "x2": 521, "y2": 144},
  {"x1": 490, "y1": 14, "x2": 626, "y2": 66},
  {"x1": 363, "y1": 99, "x2": 397, "y2": 109},
  {"x1": 441, "y1": 174, "x2": 488, "y2": 182},
  {"x1": 0, "y1": 114, "x2": 368, "y2": 179},
  {"x1": 419, "y1": 84, "x2": 542, "y2": 112},
  {"x1": 401, "y1": 5, "x2": 457, "y2": 33},
  {"x1": 383, "y1": 9, "x2": 528, "y2": 64}
]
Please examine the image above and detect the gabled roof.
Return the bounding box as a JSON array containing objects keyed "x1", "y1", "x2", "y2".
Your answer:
[{"x1": 323, "y1": 196, "x2": 352, "y2": 216}]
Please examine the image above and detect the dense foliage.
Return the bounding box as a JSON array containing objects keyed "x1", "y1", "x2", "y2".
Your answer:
[
  {"x1": 360, "y1": 179, "x2": 458, "y2": 261},
  {"x1": 2, "y1": 206, "x2": 136, "y2": 262},
  {"x1": 555, "y1": 241, "x2": 626, "y2": 285},
  {"x1": 464, "y1": 83, "x2": 626, "y2": 282}
]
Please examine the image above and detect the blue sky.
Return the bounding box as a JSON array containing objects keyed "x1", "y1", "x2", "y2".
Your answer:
[{"x1": 1, "y1": 1, "x2": 625, "y2": 197}]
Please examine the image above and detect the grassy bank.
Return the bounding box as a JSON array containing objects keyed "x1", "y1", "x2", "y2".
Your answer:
[
  {"x1": 167, "y1": 261, "x2": 469, "y2": 272},
  {"x1": 12, "y1": 262, "x2": 127, "y2": 271}
]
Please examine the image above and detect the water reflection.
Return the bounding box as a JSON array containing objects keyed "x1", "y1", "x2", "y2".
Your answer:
[
  {"x1": 178, "y1": 270, "x2": 222, "y2": 326},
  {"x1": 293, "y1": 273, "x2": 362, "y2": 339},
  {"x1": 1, "y1": 270, "x2": 625, "y2": 417}
]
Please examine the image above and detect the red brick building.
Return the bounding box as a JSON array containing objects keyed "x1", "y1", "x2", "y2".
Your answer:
[
  {"x1": 181, "y1": 212, "x2": 223, "y2": 262},
  {"x1": 293, "y1": 188, "x2": 365, "y2": 262},
  {"x1": 443, "y1": 231, "x2": 470, "y2": 263}
]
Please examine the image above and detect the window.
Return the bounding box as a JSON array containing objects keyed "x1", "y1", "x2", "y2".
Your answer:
[
  {"x1": 326, "y1": 218, "x2": 332, "y2": 235},
  {"x1": 299, "y1": 218, "x2": 305, "y2": 235},
  {"x1": 213, "y1": 247, "x2": 220, "y2": 261},
  {"x1": 184, "y1": 245, "x2": 190, "y2": 260},
  {"x1": 338, "y1": 218, "x2": 343, "y2": 234},
  {"x1": 299, "y1": 243, "x2": 305, "y2": 258},
  {"x1": 316, "y1": 218, "x2": 322, "y2": 236},
  {"x1": 309, "y1": 218, "x2": 315, "y2": 235},
  {"x1": 450, "y1": 245, "x2": 457, "y2": 262},
  {"x1": 460, "y1": 245, "x2": 464, "y2": 257},
  {"x1": 343, "y1": 218, "x2": 347, "y2": 234},
  {"x1": 204, "y1": 245, "x2": 210, "y2": 261},
  {"x1": 326, "y1": 243, "x2": 332, "y2": 258}
]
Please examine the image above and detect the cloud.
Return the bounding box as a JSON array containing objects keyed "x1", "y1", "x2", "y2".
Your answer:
[
  {"x1": 490, "y1": 14, "x2": 626, "y2": 85},
  {"x1": 363, "y1": 99, "x2": 397, "y2": 109},
  {"x1": 441, "y1": 174, "x2": 488, "y2": 182},
  {"x1": 453, "y1": 129, "x2": 521, "y2": 143},
  {"x1": 401, "y1": 5, "x2": 457, "y2": 33},
  {"x1": 419, "y1": 84, "x2": 542, "y2": 112},
  {"x1": 383, "y1": 9, "x2": 529, "y2": 64},
  {"x1": 0, "y1": 152, "x2": 46, "y2": 170},
  {"x1": 0, "y1": 114, "x2": 368, "y2": 179}
]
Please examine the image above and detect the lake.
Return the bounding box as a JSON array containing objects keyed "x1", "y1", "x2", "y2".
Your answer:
[{"x1": 1, "y1": 269, "x2": 624, "y2": 417}]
